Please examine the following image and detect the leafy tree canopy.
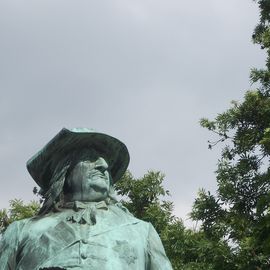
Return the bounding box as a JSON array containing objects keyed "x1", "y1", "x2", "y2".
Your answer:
[{"x1": 191, "y1": 1, "x2": 270, "y2": 269}]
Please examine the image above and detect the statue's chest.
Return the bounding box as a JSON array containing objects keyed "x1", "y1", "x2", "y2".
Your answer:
[{"x1": 17, "y1": 213, "x2": 148, "y2": 270}]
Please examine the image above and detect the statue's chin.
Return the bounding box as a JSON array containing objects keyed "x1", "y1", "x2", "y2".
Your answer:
[{"x1": 84, "y1": 188, "x2": 108, "y2": 202}]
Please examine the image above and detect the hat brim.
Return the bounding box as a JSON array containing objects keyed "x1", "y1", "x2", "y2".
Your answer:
[{"x1": 27, "y1": 128, "x2": 130, "y2": 190}]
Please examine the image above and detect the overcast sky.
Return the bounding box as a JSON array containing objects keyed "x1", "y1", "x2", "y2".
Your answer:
[{"x1": 0, "y1": 0, "x2": 265, "y2": 226}]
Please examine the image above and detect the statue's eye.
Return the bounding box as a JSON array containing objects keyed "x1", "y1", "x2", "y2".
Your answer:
[{"x1": 95, "y1": 165, "x2": 107, "y2": 173}]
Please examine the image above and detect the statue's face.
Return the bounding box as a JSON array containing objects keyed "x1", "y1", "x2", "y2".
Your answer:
[{"x1": 64, "y1": 157, "x2": 111, "y2": 202}]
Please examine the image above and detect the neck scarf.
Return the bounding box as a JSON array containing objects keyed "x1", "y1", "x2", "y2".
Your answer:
[{"x1": 63, "y1": 201, "x2": 108, "y2": 225}]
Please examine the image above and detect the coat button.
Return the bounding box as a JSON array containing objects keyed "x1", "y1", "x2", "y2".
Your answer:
[
  {"x1": 81, "y1": 253, "x2": 87, "y2": 259},
  {"x1": 82, "y1": 239, "x2": 88, "y2": 244}
]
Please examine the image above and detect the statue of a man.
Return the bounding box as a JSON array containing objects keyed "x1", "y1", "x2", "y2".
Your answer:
[{"x1": 0, "y1": 128, "x2": 173, "y2": 270}]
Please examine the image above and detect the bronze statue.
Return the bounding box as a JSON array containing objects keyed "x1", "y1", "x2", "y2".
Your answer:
[{"x1": 0, "y1": 128, "x2": 172, "y2": 269}]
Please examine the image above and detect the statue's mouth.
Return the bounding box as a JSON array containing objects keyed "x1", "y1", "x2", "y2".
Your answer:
[
  {"x1": 89, "y1": 181, "x2": 109, "y2": 192},
  {"x1": 88, "y1": 171, "x2": 107, "y2": 179}
]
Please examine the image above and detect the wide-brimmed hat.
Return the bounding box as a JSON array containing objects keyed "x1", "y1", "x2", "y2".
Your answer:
[{"x1": 27, "y1": 128, "x2": 130, "y2": 190}]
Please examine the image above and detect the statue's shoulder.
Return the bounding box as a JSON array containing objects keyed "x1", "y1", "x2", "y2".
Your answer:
[
  {"x1": 6, "y1": 216, "x2": 32, "y2": 229},
  {"x1": 109, "y1": 203, "x2": 150, "y2": 226},
  {"x1": 113, "y1": 202, "x2": 133, "y2": 215},
  {"x1": 1, "y1": 217, "x2": 32, "y2": 242},
  {"x1": 6, "y1": 212, "x2": 64, "y2": 233}
]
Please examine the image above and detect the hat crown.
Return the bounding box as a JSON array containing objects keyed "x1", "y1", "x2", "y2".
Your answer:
[{"x1": 70, "y1": 127, "x2": 95, "y2": 133}]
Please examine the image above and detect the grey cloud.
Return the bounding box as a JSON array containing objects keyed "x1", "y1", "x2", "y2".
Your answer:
[{"x1": 0, "y1": 0, "x2": 265, "y2": 225}]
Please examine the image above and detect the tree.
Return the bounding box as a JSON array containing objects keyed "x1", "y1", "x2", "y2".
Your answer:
[
  {"x1": 191, "y1": 1, "x2": 270, "y2": 269},
  {"x1": 251, "y1": 0, "x2": 270, "y2": 94}
]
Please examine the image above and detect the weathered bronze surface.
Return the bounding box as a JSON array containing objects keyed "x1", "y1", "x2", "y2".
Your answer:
[{"x1": 0, "y1": 128, "x2": 173, "y2": 270}]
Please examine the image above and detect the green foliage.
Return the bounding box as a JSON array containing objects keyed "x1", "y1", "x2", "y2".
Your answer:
[
  {"x1": 115, "y1": 171, "x2": 172, "y2": 231},
  {"x1": 0, "y1": 199, "x2": 40, "y2": 233},
  {"x1": 192, "y1": 2, "x2": 270, "y2": 269},
  {"x1": 193, "y1": 3, "x2": 270, "y2": 269},
  {"x1": 196, "y1": 92, "x2": 270, "y2": 268},
  {"x1": 251, "y1": 0, "x2": 270, "y2": 93}
]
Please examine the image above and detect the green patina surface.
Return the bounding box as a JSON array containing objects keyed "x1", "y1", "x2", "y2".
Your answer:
[{"x1": 0, "y1": 128, "x2": 173, "y2": 270}]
